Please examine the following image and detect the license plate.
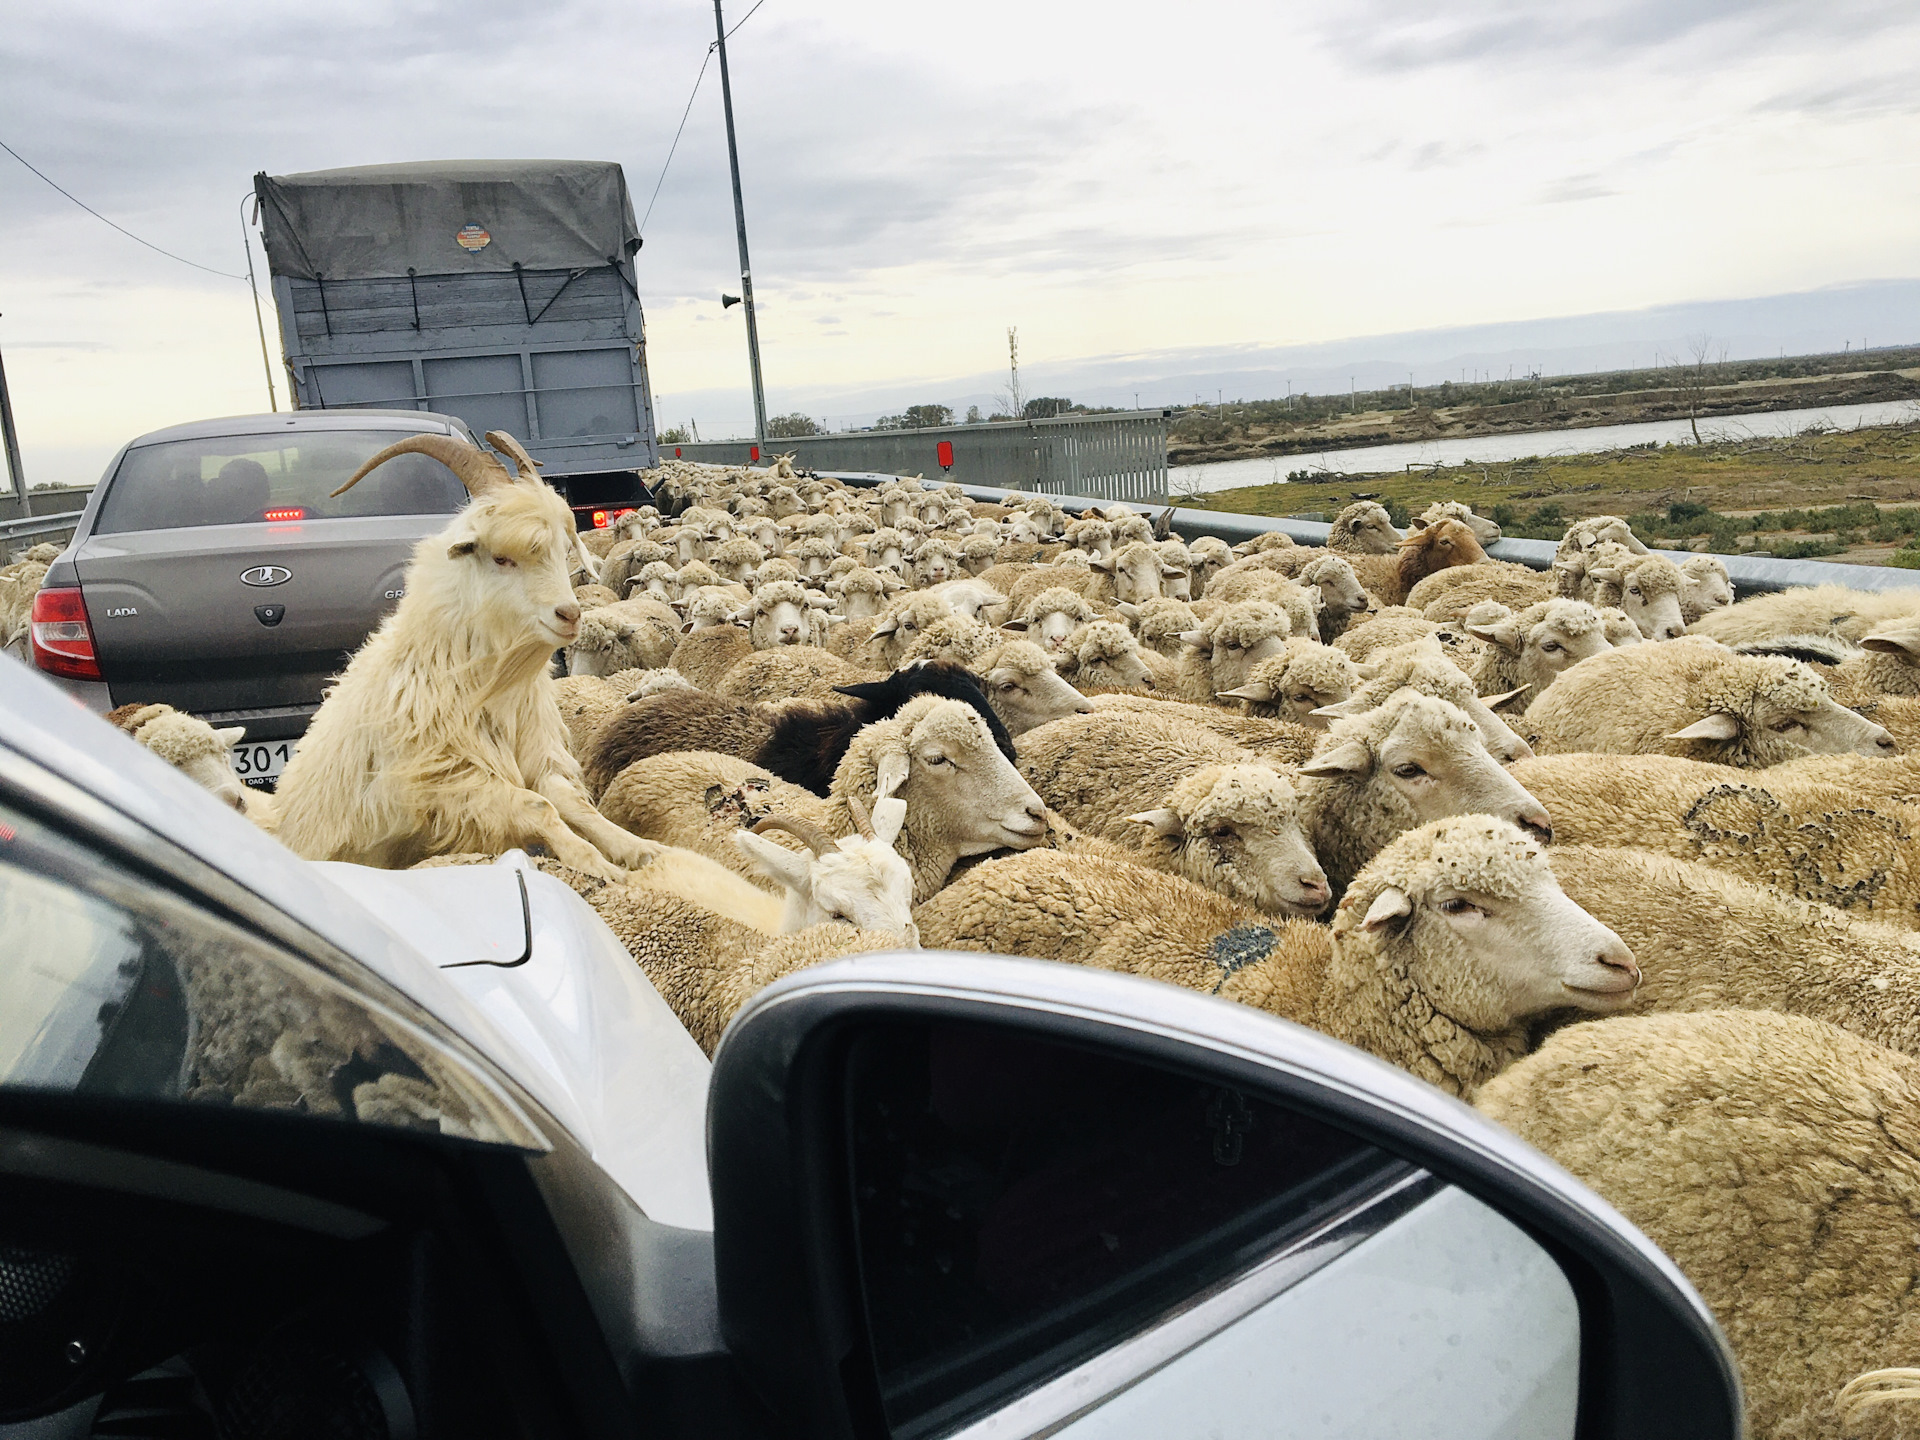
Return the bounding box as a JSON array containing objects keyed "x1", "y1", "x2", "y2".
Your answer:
[{"x1": 231, "y1": 738, "x2": 297, "y2": 788}]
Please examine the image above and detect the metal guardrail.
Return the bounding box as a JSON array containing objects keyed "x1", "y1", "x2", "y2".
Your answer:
[
  {"x1": 814, "y1": 472, "x2": 1920, "y2": 598},
  {"x1": 670, "y1": 410, "x2": 1171, "y2": 504},
  {"x1": 1, "y1": 509, "x2": 86, "y2": 558}
]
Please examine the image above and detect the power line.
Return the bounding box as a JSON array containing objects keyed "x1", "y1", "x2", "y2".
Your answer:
[
  {"x1": 0, "y1": 136, "x2": 246, "y2": 280},
  {"x1": 637, "y1": 0, "x2": 768, "y2": 236}
]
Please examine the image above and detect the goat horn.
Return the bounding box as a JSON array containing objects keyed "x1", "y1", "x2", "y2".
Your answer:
[
  {"x1": 331, "y1": 434, "x2": 510, "y2": 498},
  {"x1": 752, "y1": 814, "x2": 836, "y2": 858},
  {"x1": 484, "y1": 430, "x2": 545, "y2": 480},
  {"x1": 845, "y1": 794, "x2": 875, "y2": 840}
]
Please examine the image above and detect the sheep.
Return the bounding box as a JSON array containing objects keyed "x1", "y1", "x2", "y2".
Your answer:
[
  {"x1": 1062, "y1": 516, "x2": 1115, "y2": 558},
  {"x1": 1578, "y1": 548, "x2": 1687, "y2": 640},
  {"x1": 627, "y1": 559, "x2": 679, "y2": 602},
  {"x1": 1151, "y1": 539, "x2": 1195, "y2": 599},
  {"x1": 1551, "y1": 515, "x2": 1648, "y2": 592},
  {"x1": 1294, "y1": 554, "x2": 1369, "y2": 638},
  {"x1": 553, "y1": 670, "x2": 650, "y2": 754},
  {"x1": 1544, "y1": 841, "x2": 1920, "y2": 1061},
  {"x1": 959, "y1": 532, "x2": 1001, "y2": 576},
  {"x1": 1597, "y1": 605, "x2": 1641, "y2": 647},
  {"x1": 1818, "y1": 613, "x2": 1920, "y2": 700},
  {"x1": 564, "y1": 596, "x2": 682, "y2": 676},
  {"x1": 669, "y1": 621, "x2": 755, "y2": 690},
  {"x1": 1120, "y1": 596, "x2": 1202, "y2": 657},
  {"x1": 1465, "y1": 598, "x2": 1613, "y2": 701},
  {"x1": 1691, "y1": 582, "x2": 1920, "y2": 651},
  {"x1": 1326, "y1": 500, "x2": 1401, "y2": 554},
  {"x1": 1002, "y1": 585, "x2": 1098, "y2": 656},
  {"x1": 706, "y1": 536, "x2": 766, "y2": 583},
  {"x1": 1406, "y1": 562, "x2": 1551, "y2": 621},
  {"x1": 923, "y1": 577, "x2": 1009, "y2": 624},
  {"x1": 1089, "y1": 540, "x2": 1186, "y2": 605},
  {"x1": 1510, "y1": 752, "x2": 1920, "y2": 928},
  {"x1": 1520, "y1": 637, "x2": 1896, "y2": 766},
  {"x1": 860, "y1": 527, "x2": 911, "y2": 575},
  {"x1": 733, "y1": 579, "x2": 817, "y2": 651},
  {"x1": 1313, "y1": 641, "x2": 1533, "y2": 762},
  {"x1": 1474, "y1": 1009, "x2": 1920, "y2": 1440},
  {"x1": 911, "y1": 536, "x2": 964, "y2": 587},
  {"x1": 1016, "y1": 709, "x2": 1330, "y2": 914},
  {"x1": 1161, "y1": 600, "x2": 1298, "y2": 703},
  {"x1": 601, "y1": 694, "x2": 1048, "y2": 902},
  {"x1": 1331, "y1": 607, "x2": 1439, "y2": 663},
  {"x1": 862, "y1": 591, "x2": 962, "y2": 668},
  {"x1": 572, "y1": 582, "x2": 618, "y2": 608},
  {"x1": 896, "y1": 612, "x2": 1001, "y2": 670},
  {"x1": 1057, "y1": 619, "x2": 1157, "y2": 692},
  {"x1": 1414, "y1": 499, "x2": 1500, "y2": 546},
  {"x1": 1296, "y1": 689, "x2": 1553, "y2": 898},
  {"x1": 270, "y1": 430, "x2": 655, "y2": 879},
  {"x1": 105, "y1": 702, "x2": 258, "y2": 816},
  {"x1": 917, "y1": 815, "x2": 1635, "y2": 1097},
  {"x1": 1677, "y1": 553, "x2": 1732, "y2": 624},
  {"x1": 1197, "y1": 565, "x2": 1323, "y2": 639},
  {"x1": 0, "y1": 558, "x2": 48, "y2": 654},
  {"x1": 1231, "y1": 530, "x2": 1296, "y2": 557},
  {"x1": 973, "y1": 638, "x2": 1094, "y2": 735},
  {"x1": 1185, "y1": 535, "x2": 1234, "y2": 596},
  {"x1": 1356, "y1": 516, "x2": 1487, "y2": 607},
  {"x1": 1215, "y1": 640, "x2": 1360, "y2": 726}
]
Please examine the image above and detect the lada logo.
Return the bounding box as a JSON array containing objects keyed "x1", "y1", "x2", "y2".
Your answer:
[{"x1": 240, "y1": 565, "x2": 292, "y2": 587}]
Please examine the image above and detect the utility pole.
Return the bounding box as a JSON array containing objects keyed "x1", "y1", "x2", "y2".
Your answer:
[
  {"x1": 0, "y1": 315, "x2": 27, "y2": 519},
  {"x1": 714, "y1": 0, "x2": 767, "y2": 444}
]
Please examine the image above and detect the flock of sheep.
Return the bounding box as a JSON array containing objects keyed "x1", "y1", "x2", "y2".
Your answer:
[{"x1": 84, "y1": 429, "x2": 1920, "y2": 1438}]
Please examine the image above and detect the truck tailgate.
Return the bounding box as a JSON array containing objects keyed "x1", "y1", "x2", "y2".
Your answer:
[{"x1": 74, "y1": 517, "x2": 432, "y2": 716}]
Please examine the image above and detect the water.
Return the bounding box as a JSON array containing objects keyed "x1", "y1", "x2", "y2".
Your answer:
[{"x1": 1174, "y1": 398, "x2": 1920, "y2": 496}]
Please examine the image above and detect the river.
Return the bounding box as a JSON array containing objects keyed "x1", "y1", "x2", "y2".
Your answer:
[{"x1": 1173, "y1": 398, "x2": 1920, "y2": 495}]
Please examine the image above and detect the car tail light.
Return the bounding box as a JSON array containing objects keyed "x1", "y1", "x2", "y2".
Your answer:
[
  {"x1": 262, "y1": 506, "x2": 305, "y2": 522},
  {"x1": 30, "y1": 587, "x2": 101, "y2": 679},
  {"x1": 592, "y1": 510, "x2": 610, "y2": 528}
]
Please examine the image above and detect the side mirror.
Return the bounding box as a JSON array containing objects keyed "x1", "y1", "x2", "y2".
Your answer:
[{"x1": 708, "y1": 955, "x2": 1741, "y2": 1440}]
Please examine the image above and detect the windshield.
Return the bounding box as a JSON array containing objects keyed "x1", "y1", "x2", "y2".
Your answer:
[{"x1": 92, "y1": 430, "x2": 468, "y2": 534}]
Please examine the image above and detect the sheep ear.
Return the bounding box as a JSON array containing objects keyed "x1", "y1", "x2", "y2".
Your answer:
[
  {"x1": 1298, "y1": 739, "x2": 1372, "y2": 776},
  {"x1": 1218, "y1": 681, "x2": 1274, "y2": 702},
  {"x1": 679, "y1": 621, "x2": 695, "y2": 635},
  {"x1": 1408, "y1": 516, "x2": 1429, "y2": 531},
  {"x1": 1126, "y1": 808, "x2": 1186, "y2": 837},
  {"x1": 1114, "y1": 602, "x2": 1141, "y2": 620},
  {"x1": 1159, "y1": 564, "x2": 1184, "y2": 579},
  {"x1": 871, "y1": 618, "x2": 900, "y2": 637},
  {"x1": 1309, "y1": 698, "x2": 1368, "y2": 719},
  {"x1": 1467, "y1": 620, "x2": 1523, "y2": 651},
  {"x1": 1668, "y1": 711, "x2": 1742, "y2": 741},
  {"x1": 1360, "y1": 885, "x2": 1412, "y2": 932},
  {"x1": 1482, "y1": 685, "x2": 1532, "y2": 709},
  {"x1": 1589, "y1": 567, "x2": 1624, "y2": 587},
  {"x1": 1000, "y1": 619, "x2": 1030, "y2": 632},
  {"x1": 215, "y1": 726, "x2": 248, "y2": 747},
  {"x1": 733, "y1": 829, "x2": 813, "y2": 895},
  {"x1": 870, "y1": 796, "x2": 907, "y2": 847},
  {"x1": 1179, "y1": 629, "x2": 1212, "y2": 650},
  {"x1": 874, "y1": 749, "x2": 911, "y2": 801},
  {"x1": 1862, "y1": 626, "x2": 1920, "y2": 659},
  {"x1": 727, "y1": 607, "x2": 753, "y2": 626}
]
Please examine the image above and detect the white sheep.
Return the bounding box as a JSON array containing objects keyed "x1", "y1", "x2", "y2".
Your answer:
[
  {"x1": 1465, "y1": 598, "x2": 1613, "y2": 701},
  {"x1": 1215, "y1": 639, "x2": 1361, "y2": 727}
]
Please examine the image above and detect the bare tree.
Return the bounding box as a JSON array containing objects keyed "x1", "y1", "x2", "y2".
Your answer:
[{"x1": 1674, "y1": 336, "x2": 1729, "y2": 444}]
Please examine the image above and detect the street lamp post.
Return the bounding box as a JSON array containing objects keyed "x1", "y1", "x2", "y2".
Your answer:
[{"x1": 713, "y1": 0, "x2": 768, "y2": 445}]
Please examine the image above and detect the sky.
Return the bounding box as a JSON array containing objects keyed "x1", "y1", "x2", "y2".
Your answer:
[{"x1": 2, "y1": 0, "x2": 1918, "y2": 485}]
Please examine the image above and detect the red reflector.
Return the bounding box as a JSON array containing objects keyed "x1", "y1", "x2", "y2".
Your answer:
[
  {"x1": 262, "y1": 507, "x2": 305, "y2": 521},
  {"x1": 936, "y1": 440, "x2": 955, "y2": 469},
  {"x1": 674, "y1": 446, "x2": 683, "y2": 458},
  {"x1": 750, "y1": 445, "x2": 761, "y2": 462},
  {"x1": 592, "y1": 510, "x2": 609, "y2": 528},
  {"x1": 30, "y1": 586, "x2": 101, "y2": 679}
]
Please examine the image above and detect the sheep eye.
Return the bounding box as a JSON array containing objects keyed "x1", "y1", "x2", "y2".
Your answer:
[
  {"x1": 998, "y1": 681, "x2": 1020, "y2": 693},
  {"x1": 1541, "y1": 640, "x2": 1561, "y2": 652},
  {"x1": 1628, "y1": 587, "x2": 1642, "y2": 598},
  {"x1": 1772, "y1": 718, "x2": 1804, "y2": 733},
  {"x1": 1209, "y1": 826, "x2": 1235, "y2": 841},
  {"x1": 1392, "y1": 763, "x2": 1427, "y2": 779},
  {"x1": 1294, "y1": 693, "x2": 1315, "y2": 705},
  {"x1": 1439, "y1": 897, "x2": 1482, "y2": 917}
]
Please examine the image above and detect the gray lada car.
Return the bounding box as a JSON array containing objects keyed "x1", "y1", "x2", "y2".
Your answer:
[{"x1": 29, "y1": 410, "x2": 480, "y2": 785}]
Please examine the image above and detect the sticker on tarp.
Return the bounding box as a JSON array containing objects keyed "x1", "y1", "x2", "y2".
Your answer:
[{"x1": 456, "y1": 224, "x2": 492, "y2": 252}]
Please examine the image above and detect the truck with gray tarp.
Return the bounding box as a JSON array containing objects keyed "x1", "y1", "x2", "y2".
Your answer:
[{"x1": 253, "y1": 159, "x2": 658, "y2": 527}]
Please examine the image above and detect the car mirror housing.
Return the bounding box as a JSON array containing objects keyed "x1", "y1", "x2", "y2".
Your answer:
[{"x1": 708, "y1": 953, "x2": 1742, "y2": 1440}]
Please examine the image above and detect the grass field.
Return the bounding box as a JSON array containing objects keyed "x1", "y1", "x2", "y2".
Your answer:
[{"x1": 1184, "y1": 421, "x2": 1920, "y2": 567}]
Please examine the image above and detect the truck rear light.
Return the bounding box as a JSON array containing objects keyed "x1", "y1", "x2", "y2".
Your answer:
[
  {"x1": 263, "y1": 506, "x2": 306, "y2": 521},
  {"x1": 592, "y1": 510, "x2": 609, "y2": 528},
  {"x1": 30, "y1": 586, "x2": 101, "y2": 680}
]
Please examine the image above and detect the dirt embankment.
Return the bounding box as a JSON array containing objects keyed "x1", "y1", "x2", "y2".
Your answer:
[{"x1": 1169, "y1": 367, "x2": 1920, "y2": 467}]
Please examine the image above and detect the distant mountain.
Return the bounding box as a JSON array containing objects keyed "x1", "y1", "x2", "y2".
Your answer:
[{"x1": 662, "y1": 277, "x2": 1920, "y2": 438}]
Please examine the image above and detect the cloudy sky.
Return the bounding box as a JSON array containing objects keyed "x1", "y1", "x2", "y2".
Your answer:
[{"x1": 3, "y1": 0, "x2": 1918, "y2": 484}]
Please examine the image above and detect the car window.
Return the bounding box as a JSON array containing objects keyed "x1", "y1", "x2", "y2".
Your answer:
[
  {"x1": 842, "y1": 1021, "x2": 1414, "y2": 1440},
  {"x1": 0, "y1": 799, "x2": 531, "y2": 1143},
  {"x1": 91, "y1": 431, "x2": 467, "y2": 533}
]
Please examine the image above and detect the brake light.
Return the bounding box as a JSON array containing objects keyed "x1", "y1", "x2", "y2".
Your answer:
[
  {"x1": 30, "y1": 586, "x2": 101, "y2": 679},
  {"x1": 263, "y1": 506, "x2": 305, "y2": 522},
  {"x1": 592, "y1": 510, "x2": 609, "y2": 528}
]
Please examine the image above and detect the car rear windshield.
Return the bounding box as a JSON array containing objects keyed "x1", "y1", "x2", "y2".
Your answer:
[{"x1": 92, "y1": 430, "x2": 468, "y2": 534}]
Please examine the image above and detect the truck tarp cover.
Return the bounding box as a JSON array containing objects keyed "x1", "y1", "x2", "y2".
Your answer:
[{"x1": 254, "y1": 159, "x2": 640, "y2": 282}]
